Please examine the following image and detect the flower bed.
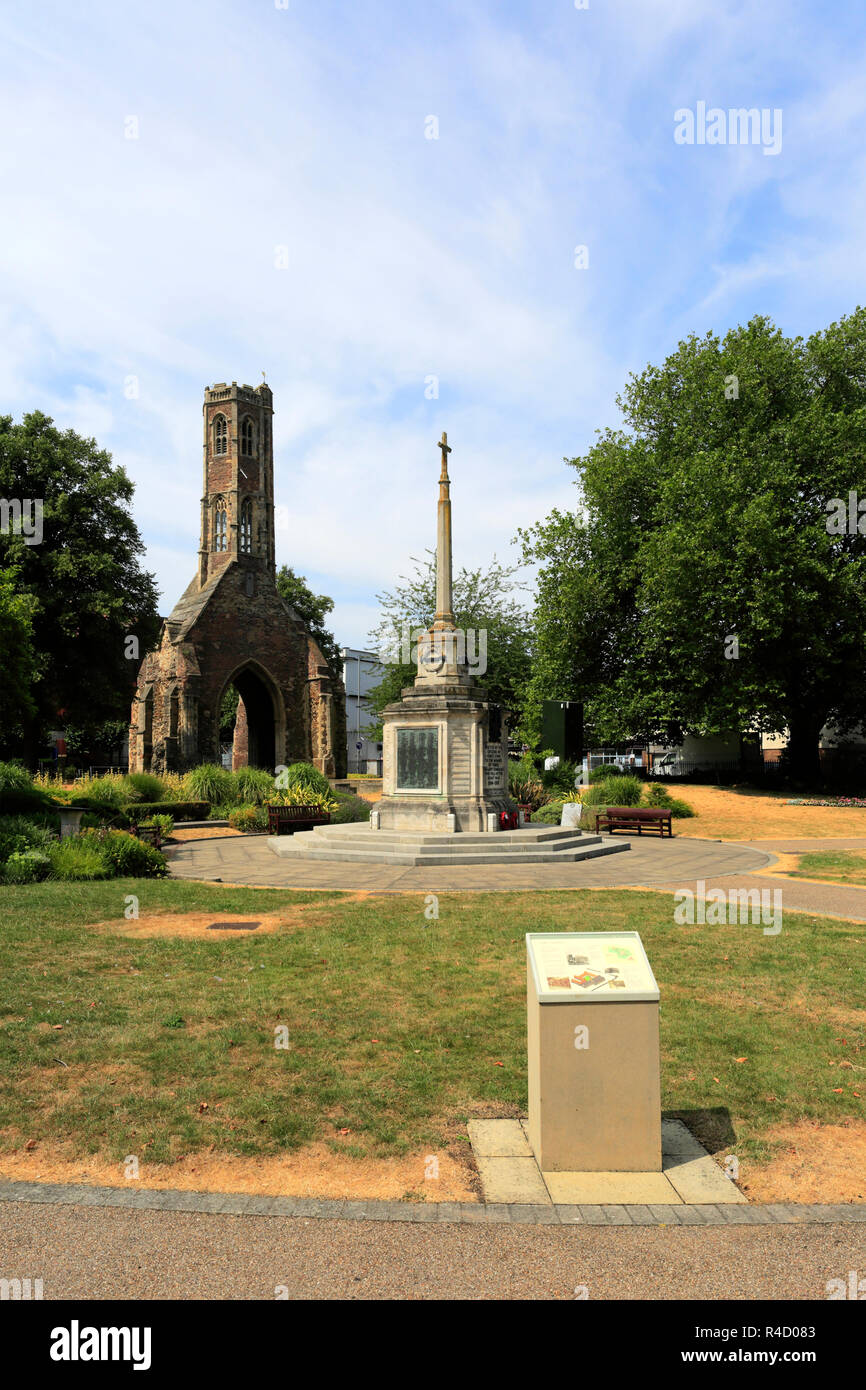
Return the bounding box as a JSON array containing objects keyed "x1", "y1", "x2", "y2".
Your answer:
[{"x1": 785, "y1": 797, "x2": 866, "y2": 808}]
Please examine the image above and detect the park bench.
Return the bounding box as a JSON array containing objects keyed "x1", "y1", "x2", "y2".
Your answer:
[
  {"x1": 267, "y1": 804, "x2": 331, "y2": 835},
  {"x1": 129, "y1": 823, "x2": 163, "y2": 848},
  {"x1": 595, "y1": 806, "x2": 673, "y2": 837}
]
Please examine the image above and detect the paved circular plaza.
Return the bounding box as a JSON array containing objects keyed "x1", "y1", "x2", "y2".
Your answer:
[{"x1": 164, "y1": 833, "x2": 866, "y2": 919}]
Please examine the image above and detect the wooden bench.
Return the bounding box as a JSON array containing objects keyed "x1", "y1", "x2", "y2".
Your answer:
[
  {"x1": 595, "y1": 806, "x2": 673, "y2": 837},
  {"x1": 129, "y1": 823, "x2": 163, "y2": 848},
  {"x1": 267, "y1": 804, "x2": 331, "y2": 835}
]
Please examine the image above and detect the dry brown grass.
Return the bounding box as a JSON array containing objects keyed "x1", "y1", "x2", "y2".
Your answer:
[{"x1": 669, "y1": 785, "x2": 866, "y2": 840}]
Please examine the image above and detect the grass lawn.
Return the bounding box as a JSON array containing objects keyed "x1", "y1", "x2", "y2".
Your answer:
[
  {"x1": 790, "y1": 849, "x2": 866, "y2": 887},
  {"x1": 0, "y1": 878, "x2": 863, "y2": 1175},
  {"x1": 664, "y1": 784, "x2": 866, "y2": 840}
]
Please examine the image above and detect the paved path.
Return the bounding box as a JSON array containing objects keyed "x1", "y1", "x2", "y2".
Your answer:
[
  {"x1": 2, "y1": 1195, "x2": 863, "y2": 1299},
  {"x1": 165, "y1": 834, "x2": 866, "y2": 919}
]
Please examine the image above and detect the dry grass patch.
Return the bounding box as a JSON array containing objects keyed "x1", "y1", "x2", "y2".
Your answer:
[{"x1": 668, "y1": 784, "x2": 866, "y2": 840}]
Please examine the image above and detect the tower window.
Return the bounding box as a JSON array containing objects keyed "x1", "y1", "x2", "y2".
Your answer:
[
  {"x1": 214, "y1": 496, "x2": 228, "y2": 552},
  {"x1": 240, "y1": 417, "x2": 255, "y2": 457},
  {"x1": 240, "y1": 498, "x2": 253, "y2": 554},
  {"x1": 214, "y1": 415, "x2": 228, "y2": 456}
]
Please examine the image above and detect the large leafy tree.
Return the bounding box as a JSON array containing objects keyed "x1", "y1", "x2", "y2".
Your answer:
[
  {"x1": 365, "y1": 551, "x2": 533, "y2": 736},
  {"x1": 519, "y1": 312, "x2": 866, "y2": 780},
  {"x1": 0, "y1": 412, "x2": 161, "y2": 761},
  {"x1": 0, "y1": 566, "x2": 38, "y2": 744},
  {"x1": 275, "y1": 564, "x2": 341, "y2": 678}
]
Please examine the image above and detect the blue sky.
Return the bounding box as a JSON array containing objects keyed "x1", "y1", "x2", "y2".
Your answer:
[{"x1": 2, "y1": 0, "x2": 865, "y2": 647}]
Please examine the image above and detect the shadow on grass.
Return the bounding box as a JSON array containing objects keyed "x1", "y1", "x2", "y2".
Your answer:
[{"x1": 665, "y1": 1107, "x2": 736, "y2": 1155}]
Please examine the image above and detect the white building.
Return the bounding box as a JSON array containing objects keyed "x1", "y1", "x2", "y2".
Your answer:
[{"x1": 341, "y1": 647, "x2": 385, "y2": 774}]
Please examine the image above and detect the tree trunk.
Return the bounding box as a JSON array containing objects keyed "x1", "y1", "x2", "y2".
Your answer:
[{"x1": 785, "y1": 715, "x2": 823, "y2": 786}]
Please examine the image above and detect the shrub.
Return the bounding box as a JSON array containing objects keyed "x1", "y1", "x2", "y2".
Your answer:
[
  {"x1": 228, "y1": 804, "x2": 269, "y2": 833},
  {"x1": 644, "y1": 783, "x2": 673, "y2": 806},
  {"x1": 541, "y1": 759, "x2": 580, "y2": 794},
  {"x1": 49, "y1": 837, "x2": 111, "y2": 881},
  {"x1": 280, "y1": 762, "x2": 332, "y2": 800},
  {"x1": 128, "y1": 801, "x2": 209, "y2": 823},
  {"x1": 2, "y1": 849, "x2": 52, "y2": 883},
  {"x1": 532, "y1": 799, "x2": 565, "y2": 825},
  {"x1": 142, "y1": 813, "x2": 174, "y2": 840},
  {"x1": 0, "y1": 815, "x2": 56, "y2": 863},
  {"x1": 182, "y1": 764, "x2": 236, "y2": 805},
  {"x1": 231, "y1": 767, "x2": 275, "y2": 805},
  {"x1": 508, "y1": 756, "x2": 552, "y2": 810},
  {"x1": 123, "y1": 772, "x2": 166, "y2": 803},
  {"x1": 74, "y1": 774, "x2": 129, "y2": 810},
  {"x1": 668, "y1": 797, "x2": 696, "y2": 818},
  {"x1": 584, "y1": 774, "x2": 642, "y2": 807},
  {"x1": 270, "y1": 785, "x2": 338, "y2": 812},
  {"x1": 0, "y1": 762, "x2": 54, "y2": 815},
  {"x1": 94, "y1": 830, "x2": 168, "y2": 877},
  {"x1": 331, "y1": 792, "x2": 372, "y2": 824},
  {"x1": 588, "y1": 765, "x2": 619, "y2": 783}
]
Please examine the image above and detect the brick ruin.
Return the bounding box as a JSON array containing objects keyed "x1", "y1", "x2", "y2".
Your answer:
[{"x1": 129, "y1": 381, "x2": 346, "y2": 778}]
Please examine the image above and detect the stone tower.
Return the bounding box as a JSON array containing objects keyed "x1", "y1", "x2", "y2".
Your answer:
[
  {"x1": 129, "y1": 382, "x2": 346, "y2": 779},
  {"x1": 198, "y1": 381, "x2": 276, "y2": 588}
]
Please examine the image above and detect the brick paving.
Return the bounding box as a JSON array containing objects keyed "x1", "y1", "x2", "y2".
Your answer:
[
  {"x1": 1, "y1": 1179, "x2": 864, "y2": 1225},
  {"x1": 164, "y1": 833, "x2": 866, "y2": 919}
]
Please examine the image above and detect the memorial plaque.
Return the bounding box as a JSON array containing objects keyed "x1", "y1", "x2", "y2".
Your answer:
[
  {"x1": 396, "y1": 726, "x2": 439, "y2": 790},
  {"x1": 484, "y1": 741, "x2": 505, "y2": 790}
]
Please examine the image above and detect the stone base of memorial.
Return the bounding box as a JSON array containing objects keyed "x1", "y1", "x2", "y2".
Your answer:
[{"x1": 376, "y1": 680, "x2": 516, "y2": 833}]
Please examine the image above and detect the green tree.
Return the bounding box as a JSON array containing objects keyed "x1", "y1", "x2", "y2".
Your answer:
[
  {"x1": 276, "y1": 565, "x2": 341, "y2": 677},
  {"x1": 0, "y1": 412, "x2": 160, "y2": 762},
  {"x1": 365, "y1": 551, "x2": 533, "y2": 737},
  {"x1": 0, "y1": 566, "x2": 39, "y2": 745},
  {"x1": 520, "y1": 312, "x2": 866, "y2": 781}
]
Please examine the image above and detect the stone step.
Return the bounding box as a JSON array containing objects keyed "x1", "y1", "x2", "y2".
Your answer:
[
  {"x1": 267, "y1": 839, "x2": 631, "y2": 867},
  {"x1": 274, "y1": 831, "x2": 598, "y2": 857}
]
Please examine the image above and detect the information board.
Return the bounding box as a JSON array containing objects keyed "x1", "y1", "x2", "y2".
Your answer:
[{"x1": 526, "y1": 931, "x2": 659, "y2": 1003}]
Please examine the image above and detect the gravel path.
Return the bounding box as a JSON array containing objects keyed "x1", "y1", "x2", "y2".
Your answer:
[{"x1": 3, "y1": 1200, "x2": 864, "y2": 1300}]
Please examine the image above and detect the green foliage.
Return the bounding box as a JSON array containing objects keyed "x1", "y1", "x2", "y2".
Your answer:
[
  {"x1": 0, "y1": 567, "x2": 38, "y2": 741},
  {"x1": 0, "y1": 761, "x2": 53, "y2": 814},
  {"x1": 642, "y1": 782, "x2": 695, "y2": 816},
  {"x1": 142, "y1": 813, "x2": 174, "y2": 839},
  {"x1": 541, "y1": 758, "x2": 579, "y2": 794},
  {"x1": 94, "y1": 829, "x2": 168, "y2": 877},
  {"x1": 331, "y1": 792, "x2": 372, "y2": 824},
  {"x1": 588, "y1": 764, "x2": 618, "y2": 784},
  {"x1": 2, "y1": 849, "x2": 52, "y2": 883},
  {"x1": 0, "y1": 814, "x2": 55, "y2": 863},
  {"x1": 280, "y1": 762, "x2": 332, "y2": 799},
  {"x1": 183, "y1": 764, "x2": 235, "y2": 805},
  {"x1": 76, "y1": 774, "x2": 128, "y2": 810},
  {"x1": 0, "y1": 411, "x2": 160, "y2": 754},
  {"x1": 231, "y1": 767, "x2": 274, "y2": 805},
  {"x1": 519, "y1": 311, "x2": 866, "y2": 780},
  {"x1": 532, "y1": 799, "x2": 565, "y2": 825},
  {"x1": 365, "y1": 551, "x2": 533, "y2": 735},
  {"x1": 508, "y1": 755, "x2": 551, "y2": 810},
  {"x1": 583, "y1": 775, "x2": 642, "y2": 807},
  {"x1": 276, "y1": 565, "x2": 342, "y2": 679},
  {"x1": 48, "y1": 836, "x2": 111, "y2": 881},
  {"x1": 129, "y1": 801, "x2": 209, "y2": 823},
  {"x1": 228, "y1": 804, "x2": 269, "y2": 833},
  {"x1": 123, "y1": 772, "x2": 166, "y2": 803}
]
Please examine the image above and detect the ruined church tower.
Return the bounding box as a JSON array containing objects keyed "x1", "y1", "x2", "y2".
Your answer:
[{"x1": 128, "y1": 382, "x2": 346, "y2": 779}]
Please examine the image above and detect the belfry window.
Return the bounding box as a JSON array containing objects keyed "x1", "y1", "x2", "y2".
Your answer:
[
  {"x1": 215, "y1": 496, "x2": 228, "y2": 552},
  {"x1": 240, "y1": 417, "x2": 254, "y2": 457},
  {"x1": 214, "y1": 415, "x2": 228, "y2": 455},
  {"x1": 240, "y1": 498, "x2": 252, "y2": 554}
]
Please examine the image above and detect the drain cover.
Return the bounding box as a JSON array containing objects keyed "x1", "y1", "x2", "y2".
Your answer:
[{"x1": 206, "y1": 921, "x2": 261, "y2": 931}]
